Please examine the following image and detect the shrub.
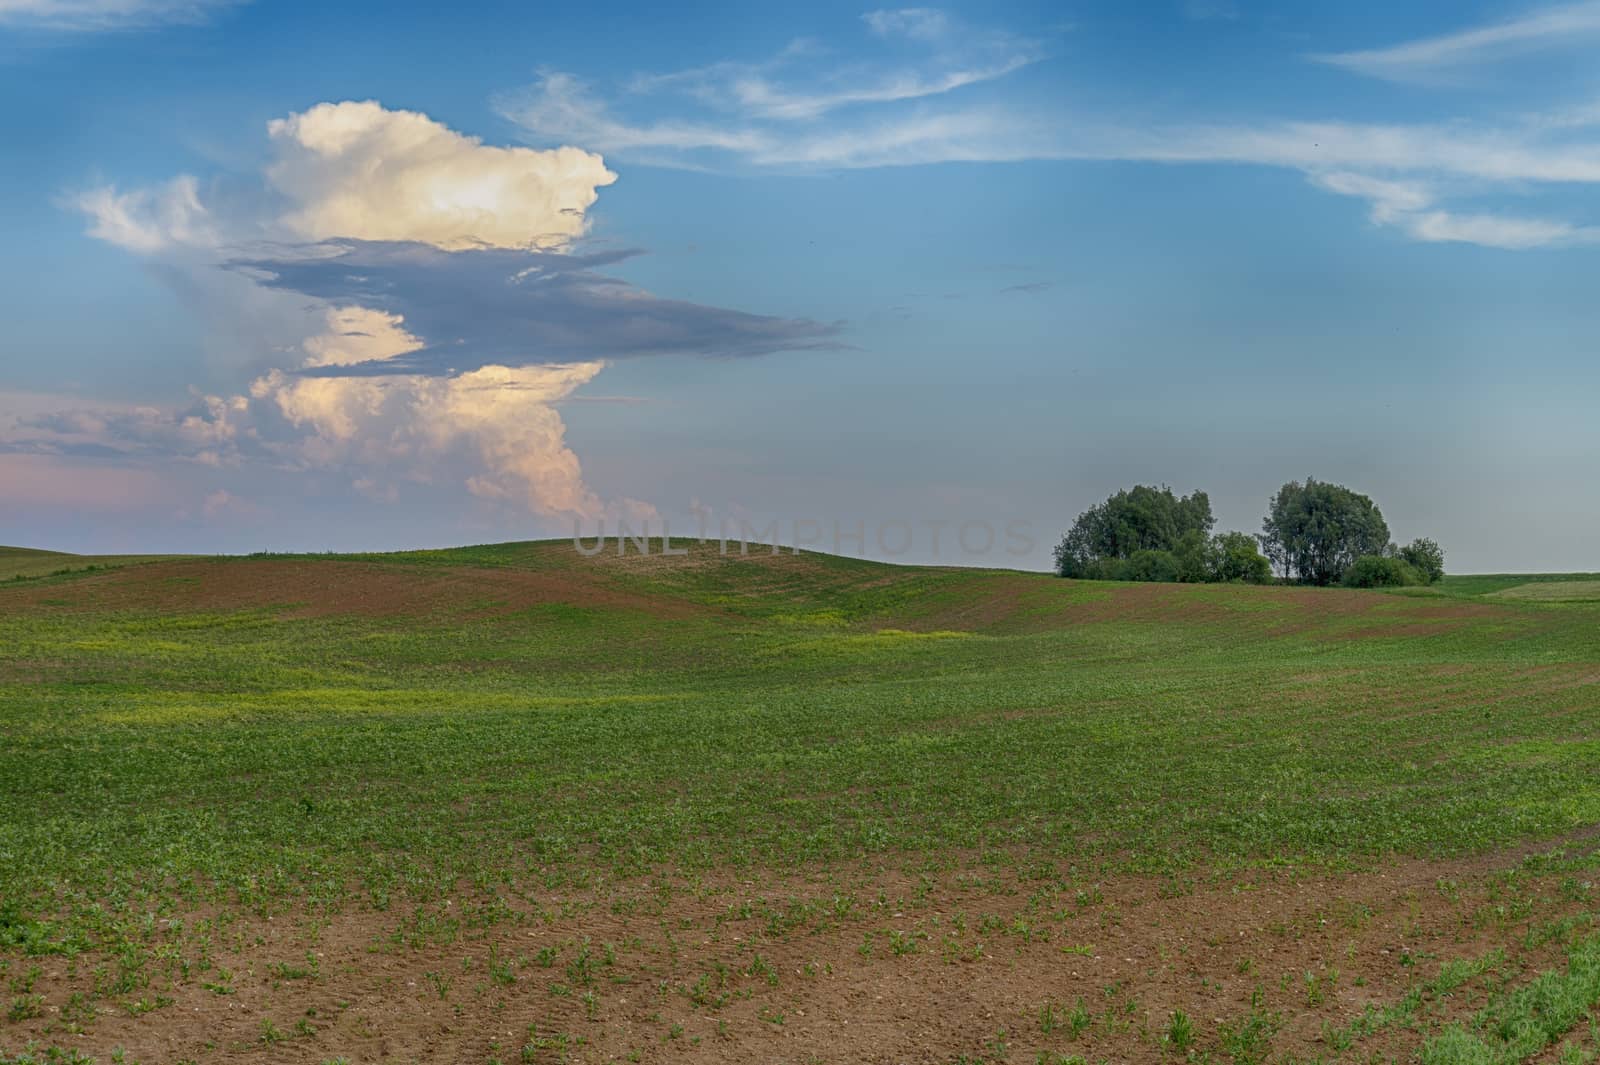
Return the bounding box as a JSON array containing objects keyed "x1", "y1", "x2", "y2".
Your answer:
[
  {"x1": 1341, "y1": 555, "x2": 1420, "y2": 588},
  {"x1": 1122, "y1": 549, "x2": 1182, "y2": 583},
  {"x1": 1399, "y1": 537, "x2": 1445, "y2": 585}
]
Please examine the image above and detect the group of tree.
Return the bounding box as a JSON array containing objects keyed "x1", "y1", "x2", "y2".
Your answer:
[
  {"x1": 1052, "y1": 485, "x2": 1272, "y2": 584},
  {"x1": 1054, "y1": 478, "x2": 1444, "y2": 587}
]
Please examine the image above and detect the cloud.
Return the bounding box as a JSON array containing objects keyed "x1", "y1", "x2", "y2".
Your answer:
[
  {"x1": 248, "y1": 358, "x2": 623, "y2": 520},
  {"x1": 56, "y1": 99, "x2": 828, "y2": 522},
  {"x1": 1298, "y1": 170, "x2": 1600, "y2": 249},
  {"x1": 1102, "y1": 120, "x2": 1600, "y2": 249},
  {"x1": 4, "y1": 359, "x2": 640, "y2": 523},
  {"x1": 75, "y1": 101, "x2": 617, "y2": 254},
  {"x1": 4, "y1": 392, "x2": 252, "y2": 467},
  {"x1": 0, "y1": 0, "x2": 241, "y2": 31},
  {"x1": 1089, "y1": 116, "x2": 1600, "y2": 184},
  {"x1": 495, "y1": 9, "x2": 1600, "y2": 250},
  {"x1": 233, "y1": 305, "x2": 628, "y2": 520},
  {"x1": 1313, "y1": 1, "x2": 1600, "y2": 82},
  {"x1": 227, "y1": 240, "x2": 845, "y2": 376},
  {"x1": 264, "y1": 101, "x2": 616, "y2": 250},
  {"x1": 862, "y1": 8, "x2": 952, "y2": 41},
  {"x1": 1182, "y1": 1, "x2": 1240, "y2": 22},
  {"x1": 1404, "y1": 210, "x2": 1600, "y2": 249},
  {"x1": 726, "y1": 58, "x2": 1036, "y2": 123},
  {"x1": 496, "y1": 9, "x2": 1048, "y2": 170},
  {"x1": 72, "y1": 176, "x2": 216, "y2": 253},
  {"x1": 413, "y1": 363, "x2": 612, "y2": 518},
  {"x1": 502, "y1": 72, "x2": 1054, "y2": 169}
]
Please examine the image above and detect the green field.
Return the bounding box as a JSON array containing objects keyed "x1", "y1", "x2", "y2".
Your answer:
[
  {"x1": 0, "y1": 547, "x2": 185, "y2": 582},
  {"x1": 4, "y1": 542, "x2": 1600, "y2": 1063}
]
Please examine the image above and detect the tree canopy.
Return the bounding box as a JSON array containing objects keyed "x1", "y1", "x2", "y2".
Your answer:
[
  {"x1": 1259, "y1": 478, "x2": 1390, "y2": 586},
  {"x1": 1054, "y1": 486, "x2": 1215, "y2": 578},
  {"x1": 1055, "y1": 479, "x2": 1443, "y2": 587},
  {"x1": 1053, "y1": 486, "x2": 1270, "y2": 584},
  {"x1": 1400, "y1": 538, "x2": 1446, "y2": 585}
]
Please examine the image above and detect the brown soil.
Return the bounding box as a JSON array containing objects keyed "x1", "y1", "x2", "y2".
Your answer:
[
  {"x1": 0, "y1": 559, "x2": 704, "y2": 621},
  {"x1": 11, "y1": 833, "x2": 1600, "y2": 1064}
]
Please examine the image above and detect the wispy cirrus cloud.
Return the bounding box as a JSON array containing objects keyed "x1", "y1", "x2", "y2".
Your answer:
[
  {"x1": 490, "y1": 6, "x2": 1600, "y2": 250},
  {"x1": 496, "y1": 8, "x2": 1050, "y2": 170},
  {"x1": 1313, "y1": 1, "x2": 1600, "y2": 82},
  {"x1": 1182, "y1": 1, "x2": 1240, "y2": 22},
  {"x1": 861, "y1": 7, "x2": 950, "y2": 41},
  {"x1": 502, "y1": 69, "x2": 1056, "y2": 170},
  {"x1": 1083, "y1": 115, "x2": 1600, "y2": 249},
  {"x1": 0, "y1": 0, "x2": 243, "y2": 31}
]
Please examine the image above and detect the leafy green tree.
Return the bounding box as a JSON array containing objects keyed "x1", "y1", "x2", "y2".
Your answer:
[
  {"x1": 1054, "y1": 486, "x2": 1215, "y2": 578},
  {"x1": 1399, "y1": 537, "x2": 1446, "y2": 585},
  {"x1": 1173, "y1": 529, "x2": 1213, "y2": 583},
  {"x1": 1260, "y1": 479, "x2": 1390, "y2": 586},
  {"x1": 1211, "y1": 531, "x2": 1272, "y2": 584}
]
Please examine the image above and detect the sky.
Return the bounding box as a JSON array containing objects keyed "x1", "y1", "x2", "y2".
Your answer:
[{"x1": 2, "y1": 0, "x2": 1598, "y2": 572}]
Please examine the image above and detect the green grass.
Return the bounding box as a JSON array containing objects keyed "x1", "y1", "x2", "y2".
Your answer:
[
  {"x1": 5, "y1": 542, "x2": 1600, "y2": 1051},
  {"x1": 1488, "y1": 580, "x2": 1600, "y2": 603},
  {"x1": 1436, "y1": 572, "x2": 1600, "y2": 599},
  {"x1": 0, "y1": 546, "x2": 183, "y2": 582},
  {"x1": 1421, "y1": 932, "x2": 1600, "y2": 1064}
]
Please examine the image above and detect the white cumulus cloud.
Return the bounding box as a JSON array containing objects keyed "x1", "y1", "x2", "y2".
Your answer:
[{"x1": 264, "y1": 101, "x2": 616, "y2": 250}]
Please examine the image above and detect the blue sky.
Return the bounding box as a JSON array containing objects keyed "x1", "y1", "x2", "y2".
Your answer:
[{"x1": 2, "y1": 0, "x2": 1598, "y2": 571}]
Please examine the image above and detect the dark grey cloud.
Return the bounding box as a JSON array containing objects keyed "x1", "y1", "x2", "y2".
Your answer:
[
  {"x1": 1001, "y1": 281, "x2": 1052, "y2": 294},
  {"x1": 226, "y1": 241, "x2": 848, "y2": 377}
]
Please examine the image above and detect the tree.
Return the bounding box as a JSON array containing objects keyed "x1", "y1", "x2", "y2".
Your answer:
[
  {"x1": 1211, "y1": 531, "x2": 1272, "y2": 584},
  {"x1": 1260, "y1": 478, "x2": 1390, "y2": 586},
  {"x1": 1257, "y1": 534, "x2": 1291, "y2": 582},
  {"x1": 1399, "y1": 537, "x2": 1446, "y2": 585},
  {"x1": 1054, "y1": 486, "x2": 1215, "y2": 577}
]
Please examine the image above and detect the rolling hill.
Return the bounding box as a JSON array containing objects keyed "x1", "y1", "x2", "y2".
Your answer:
[{"x1": 4, "y1": 541, "x2": 1600, "y2": 1063}]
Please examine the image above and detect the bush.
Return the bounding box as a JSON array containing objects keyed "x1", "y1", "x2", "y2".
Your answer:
[
  {"x1": 1399, "y1": 537, "x2": 1445, "y2": 584},
  {"x1": 1342, "y1": 555, "x2": 1420, "y2": 588},
  {"x1": 1122, "y1": 549, "x2": 1182, "y2": 583}
]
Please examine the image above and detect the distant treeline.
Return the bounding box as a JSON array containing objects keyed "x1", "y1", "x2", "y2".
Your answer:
[{"x1": 1053, "y1": 479, "x2": 1444, "y2": 588}]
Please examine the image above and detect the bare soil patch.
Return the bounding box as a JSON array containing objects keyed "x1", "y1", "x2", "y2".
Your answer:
[
  {"x1": 0, "y1": 559, "x2": 705, "y2": 621},
  {"x1": 11, "y1": 834, "x2": 1600, "y2": 1063}
]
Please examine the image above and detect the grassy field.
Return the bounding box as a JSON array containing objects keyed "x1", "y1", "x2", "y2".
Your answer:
[
  {"x1": 3, "y1": 542, "x2": 1600, "y2": 1063},
  {"x1": 0, "y1": 547, "x2": 185, "y2": 582}
]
